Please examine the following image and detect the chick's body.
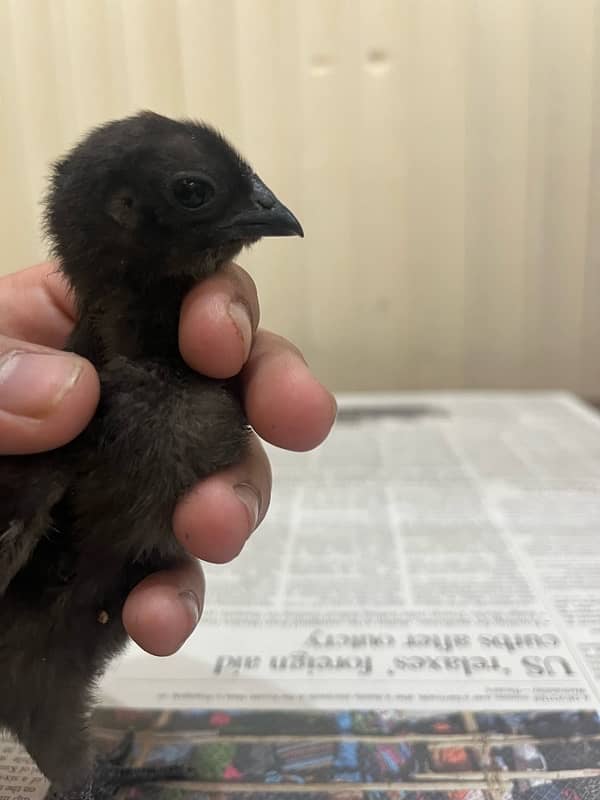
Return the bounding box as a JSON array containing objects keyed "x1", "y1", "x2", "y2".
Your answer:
[
  {"x1": 0, "y1": 349, "x2": 245, "y2": 786},
  {"x1": 0, "y1": 111, "x2": 302, "y2": 794}
]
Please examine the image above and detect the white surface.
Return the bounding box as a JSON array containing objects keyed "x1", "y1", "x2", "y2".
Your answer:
[{"x1": 101, "y1": 392, "x2": 600, "y2": 712}]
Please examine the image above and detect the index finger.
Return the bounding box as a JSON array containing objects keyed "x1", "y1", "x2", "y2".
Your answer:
[{"x1": 179, "y1": 262, "x2": 260, "y2": 379}]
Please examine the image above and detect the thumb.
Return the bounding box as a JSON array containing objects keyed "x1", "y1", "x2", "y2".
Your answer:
[{"x1": 0, "y1": 335, "x2": 100, "y2": 455}]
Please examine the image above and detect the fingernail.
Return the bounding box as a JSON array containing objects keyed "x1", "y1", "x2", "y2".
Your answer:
[
  {"x1": 178, "y1": 590, "x2": 200, "y2": 627},
  {"x1": 234, "y1": 483, "x2": 260, "y2": 533},
  {"x1": 0, "y1": 351, "x2": 83, "y2": 419},
  {"x1": 330, "y1": 392, "x2": 338, "y2": 420},
  {"x1": 228, "y1": 301, "x2": 252, "y2": 362}
]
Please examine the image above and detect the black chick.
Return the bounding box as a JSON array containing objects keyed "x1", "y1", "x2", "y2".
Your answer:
[{"x1": 0, "y1": 111, "x2": 302, "y2": 797}]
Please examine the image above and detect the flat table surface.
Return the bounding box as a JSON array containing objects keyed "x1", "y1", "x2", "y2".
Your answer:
[{"x1": 102, "y1": 391, "x2": 600, "y2": 708}]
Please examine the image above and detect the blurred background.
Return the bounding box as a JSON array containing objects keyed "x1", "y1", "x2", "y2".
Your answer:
[{"x1": 0, "y1": 0, "x2": 599, "y2": 397}]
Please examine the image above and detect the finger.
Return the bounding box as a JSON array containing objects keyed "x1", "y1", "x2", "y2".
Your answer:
[
  {"x1": 179, "y1": 261, "x2": 259, "y2": 379},
  {"x1": 0, "y1": 263, "x2": 76, "y2": 347},
  {"x1": 122, "y1": 557, "x2": 205, "y2": 656},
  {"x1": 0, "y1": 335, "x2": 100, "y2": 455},
  {"x1": 242, "y1": 330, "x2": 337, "y2": 451},
  {"x1": 173, "y1": 433, "x2": 271, "y2": 564}
]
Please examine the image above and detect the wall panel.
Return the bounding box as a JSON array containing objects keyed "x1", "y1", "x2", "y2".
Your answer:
[{"x1": 1, "y1": 0, "x2": 599, "y2": 394}]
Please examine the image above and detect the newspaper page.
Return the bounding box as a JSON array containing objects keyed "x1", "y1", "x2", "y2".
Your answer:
[{"x1": 3, "y1": 392, "x2": 600, "y2": 800}]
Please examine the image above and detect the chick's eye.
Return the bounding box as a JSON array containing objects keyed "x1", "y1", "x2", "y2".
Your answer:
[{"x1": 172, "y1": 175, "x2": 215, "y2": 209}]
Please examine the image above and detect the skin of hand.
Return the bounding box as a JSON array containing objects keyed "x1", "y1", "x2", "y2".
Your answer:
[{"x1": 0, "y1": 261, "x2": 336, "y2": 657}]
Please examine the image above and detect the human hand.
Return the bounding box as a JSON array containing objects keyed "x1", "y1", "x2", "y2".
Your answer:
[{"x1": 0, "y1": 262, "x2": 336, "y2": 655}]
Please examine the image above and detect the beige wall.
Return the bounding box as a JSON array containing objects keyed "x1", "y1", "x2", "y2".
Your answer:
[{"x1": 1, "y1": 0, "x2": 599, "y2": 394}]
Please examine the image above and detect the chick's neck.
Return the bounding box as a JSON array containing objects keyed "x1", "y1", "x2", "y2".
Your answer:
[{"x1": 67, "y1": 270, "x2": 196, "y2": 367}]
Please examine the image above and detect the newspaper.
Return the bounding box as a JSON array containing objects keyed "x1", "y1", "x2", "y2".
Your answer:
[{"x1": 3, "y1": 392, "x2": 600, "y2": 799}]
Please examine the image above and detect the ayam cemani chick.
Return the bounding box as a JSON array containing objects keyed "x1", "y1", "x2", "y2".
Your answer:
[{"x1": 0, "y1": 111, "x2": 302, "y2": 799}]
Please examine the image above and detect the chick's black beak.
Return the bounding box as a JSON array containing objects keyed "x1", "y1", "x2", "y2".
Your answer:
[{"x1": 220, "y1": 174, "x2": 304, "y2": 239}]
